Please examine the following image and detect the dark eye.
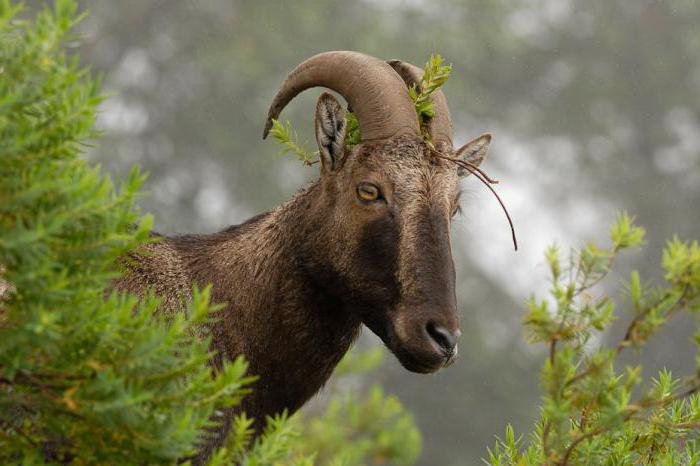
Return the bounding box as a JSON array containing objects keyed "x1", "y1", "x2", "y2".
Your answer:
[
  {"x1": 451, "y1": 204, "x2": 462, "y2": 218},
  {"x1": 356, "y1": 182, "x2": 383, "y2": 203}
]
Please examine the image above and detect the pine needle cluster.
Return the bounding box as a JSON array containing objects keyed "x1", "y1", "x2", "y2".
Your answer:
[
  {"x1": 268, "y1": 119, "x2": 319, "y2": 166},
  {"x1": 485, "y1": 213, "x2": 700, "y2": 466}
]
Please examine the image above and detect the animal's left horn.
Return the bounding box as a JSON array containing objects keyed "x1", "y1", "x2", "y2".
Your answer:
[{"x1": 387, "y1": 59, "x2": 453, "y2": 149}]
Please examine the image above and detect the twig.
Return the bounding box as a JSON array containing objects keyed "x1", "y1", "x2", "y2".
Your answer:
[
  {"x1": 559, "y1": 426, "x2": 604, "y2": 465},
  {"x1": 542, "y1": 421, "x2": 552, "y2": 462},
  {"x1": 430, "y1": 148, "x2": 518, "y2": 251},
  {"x1": 615, "y1": 287, "x2": 688, "y2": 354},
  {"x1": 548, "y1": 339, "x2": 557, "y2": 367},
  {"x1": 633, "y1": 418, "x2": 700, "y2": 430},
  {"x1": 573, "y1": 252, "x2": 616, "y2": 296},
  {"x1": 635, "y1": 384, "x2": 700, "y2": 410},
  {"x1": 559, "y1": 383, "x2": 700, "y2": 465},
  {"x1": 564, "y1": 287, "x2": 689, "y2": 389},
  {"x1": 430, "y1": 151, "x2": 500, "y2": 183}
]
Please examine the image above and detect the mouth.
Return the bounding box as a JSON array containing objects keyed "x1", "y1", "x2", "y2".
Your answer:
[
  {"x1": 362, "y1": 312, "x2": 460, "y2": 374},
  {"x1": 392, "y1": 343, "x2": 459, "y2": 374},
  {"x1": 443, "y1": 346, "x2": 459, "y2": 367}
]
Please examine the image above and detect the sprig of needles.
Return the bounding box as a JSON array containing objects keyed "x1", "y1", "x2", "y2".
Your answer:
[
  {"x1": 409, "y1": 54, "x2": 452, "y2": 121},
  {"x1": 268, "y1": 118, "x2": 318, "y2": 166}
]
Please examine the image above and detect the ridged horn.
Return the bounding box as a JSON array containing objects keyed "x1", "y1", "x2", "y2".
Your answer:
[
  {"x1": 263, "y1": 51, "x2": 420, "y2": 142},
  {"x1": 387, "y1": 59, "x2": 453, "y2": 148}
]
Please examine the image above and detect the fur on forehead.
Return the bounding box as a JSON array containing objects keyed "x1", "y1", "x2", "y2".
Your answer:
[{"x1": 348, "y1": 135, "x2": 457, "y2": 175}]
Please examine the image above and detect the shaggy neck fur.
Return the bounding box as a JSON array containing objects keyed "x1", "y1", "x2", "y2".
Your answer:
[{"x1": 163, "y1": 181, "x2": 362, "y2": 456}]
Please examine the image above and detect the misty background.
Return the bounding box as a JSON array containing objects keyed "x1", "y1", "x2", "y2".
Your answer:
[{"x1": 36, "y1": 0, "x2": 700, "y2": 463}]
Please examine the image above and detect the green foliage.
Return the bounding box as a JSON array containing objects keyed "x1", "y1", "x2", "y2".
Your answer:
[
  {"x1": 0, "y1": 2, "x2": 422, "y2": 464},
  {"x1": 407, "y1": 53, "x2": 452, "y2": 121},
  {"x1": 344, "y1": 111, "x2": 361, "y2": 148},
  {"x1": 268, "y1": 118, "x2": 319, "y2": 166},
  {"x1": 295, "y1": 385, "x2": 421, "y2": 466},
  {"x1": 210, "y1": 412, "x2": 315, "y2": 466},
  {"x1": 288, "y1": 347, "x2": 422, "y2": 466},
  {"x1": 333, "y1": 346, "x2": 384, "y2": 377},
  {"x1": 0, "y1": 1, "x2": 255, "y2": 462},
  {"x1": 485, "y1": 213, "x2": 700, "y2": 465},
  {"x1": 268, "y1": 111, "x2": 360, "y2": 165}
]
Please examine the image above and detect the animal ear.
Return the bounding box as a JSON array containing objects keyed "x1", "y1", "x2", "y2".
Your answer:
[
  {"x1": 314, "y1": 92, "x2": 347, "y2": 172},
  {"x1": 455, "y1": 133, "x2": 491, "y2": 177}
]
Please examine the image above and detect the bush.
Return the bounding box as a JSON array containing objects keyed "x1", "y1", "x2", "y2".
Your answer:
[
  {"x1": 486, "y1": 213, "x2": 700, "y2": 465},
  {"x1": 0, "y1": 1, "x2": 421, "y2": 464},
  {"x1": 0, "y1": 0, "x2": 253, "y2": 462}
]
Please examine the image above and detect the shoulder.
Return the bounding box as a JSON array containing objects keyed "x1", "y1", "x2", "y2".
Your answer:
[{"x1": 113, "y1": 237, "x2": 191, "y2": 307}]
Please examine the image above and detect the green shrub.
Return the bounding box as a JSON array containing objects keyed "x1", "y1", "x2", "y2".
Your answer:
[
  {"x1": 0, "y1": 1, "x2": 253, "y2": 462},
  {"x1": 486, "y1": 213, "x2": 700, "y2": 465}
]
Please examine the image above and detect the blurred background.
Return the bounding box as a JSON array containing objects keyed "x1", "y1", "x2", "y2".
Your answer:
[{"x1": 31, "y1": 0, "x2": 700, "y2": 463}]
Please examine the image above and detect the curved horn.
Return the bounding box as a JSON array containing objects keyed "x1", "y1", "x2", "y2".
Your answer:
[
  {"x1": 263, "y1": 51, "x2": 420, "y2": 142},
  {"x1": 387, "y1": 59, "x2": 453, "y2": 148}
]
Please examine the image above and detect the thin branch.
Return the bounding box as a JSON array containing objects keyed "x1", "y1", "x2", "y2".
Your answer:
[
  {"x1": 564, "y1": 287, "x2": 689, "y2": 389},
  {"x1": 615, "y1": 287, "x2": 688, "y2": 354},
  {"x1": 430, "y1": 151, "x2": 500, "y2": 183},
  {"x1": 573, "y1": 251, "x2": 616, "y2": 296},
  {"x1": 635, "y1": 384, "x2": 700, "y2": 410},
  {"x1": 548, "y1": 338, "x2": 557, "y2": 367},
  {"x1": 542, "y1": 421, "x2": 552, "y2": 462},
  {"x1": 430, "y1": 148, "x2": 518, "y2": 251},
  {"x1": 559, "y1": 426, "x2": 604, "y2": 466},
  {"x1": 632, "y1": 418, "x2": 700, "y2": 430},
  {"x1": 559, "y1": 383, "x2": 700, "y2": 465}
]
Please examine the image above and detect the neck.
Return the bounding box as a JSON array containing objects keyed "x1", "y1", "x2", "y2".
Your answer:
[{"x1": 179, "y1": 181, "x2": 361, "y2": 418}]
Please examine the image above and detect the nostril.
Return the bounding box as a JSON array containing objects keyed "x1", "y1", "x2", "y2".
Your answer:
[{"x1": 426, "y1": 322, "x2": 460, "y2": 354}]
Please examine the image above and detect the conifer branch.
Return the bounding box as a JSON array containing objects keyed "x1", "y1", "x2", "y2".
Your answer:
[
  {"x1": 486, "y1": 214, "x2": 700, "y2": 466},
  {"x1": 408, "y1": 54, "x2": 452, "y2": 121},
  {"x1": 268, "y1": 118, "x2": 319, "y2": 166}
]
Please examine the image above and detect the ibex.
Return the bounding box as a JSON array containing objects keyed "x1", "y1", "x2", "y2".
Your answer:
[{"x1": 115, "y1": 51, "x2": 493, "y2": 459}]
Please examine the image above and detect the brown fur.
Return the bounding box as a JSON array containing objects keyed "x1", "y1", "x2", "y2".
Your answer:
[{"x1": 113, "y1": 93, "x2": 490, "y2": 461}]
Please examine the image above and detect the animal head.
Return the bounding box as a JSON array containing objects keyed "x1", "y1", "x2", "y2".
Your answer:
[{"x1": 264, "y1": 51, "x2": 491, "y2": 374}]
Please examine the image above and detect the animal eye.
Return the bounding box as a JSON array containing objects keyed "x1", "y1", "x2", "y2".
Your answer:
[
  {"x1": 451, "y1": 204, "x2": 462, "y2": 217},
  {"x1": 356, "y1": 183, "x2": 382, "y2": 203}
]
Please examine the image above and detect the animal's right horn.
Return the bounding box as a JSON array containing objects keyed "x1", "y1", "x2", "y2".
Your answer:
[{"x1": 263, "y1": 51, "x2": 420, "y2": 143}]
